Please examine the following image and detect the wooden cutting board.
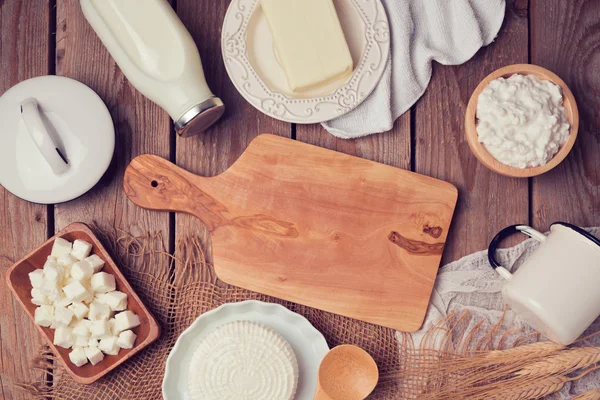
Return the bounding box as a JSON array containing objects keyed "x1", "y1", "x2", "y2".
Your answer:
[{"x1": 124, "y1": 134, "x2": 457, "y2": 331}]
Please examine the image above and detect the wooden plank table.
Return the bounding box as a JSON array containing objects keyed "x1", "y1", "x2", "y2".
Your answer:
[{"x1": 1, "y1": 0, "x2": 598, "y2": 398}]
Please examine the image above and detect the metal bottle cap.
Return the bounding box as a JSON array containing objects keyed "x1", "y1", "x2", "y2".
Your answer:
[{"x1": 175, "y1": 97, "x2": 225, "y2": 137}]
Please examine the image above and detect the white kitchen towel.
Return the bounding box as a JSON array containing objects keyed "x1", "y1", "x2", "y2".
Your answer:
[
  {"x1": 408, "y1": 227, "x2": 600, "y2": 398},
  {"x1": 322, "y1": 0, "x2": 506, "y2": 139}
]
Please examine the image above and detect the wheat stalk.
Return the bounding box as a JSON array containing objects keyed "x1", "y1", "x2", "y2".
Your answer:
[
  {"x1": 502, "y1": 375, "x2": 567, "y2": 400},
  {"x1": 484, "y1": 341, "x2": 564, "y2": 360},
  {"x1": 517, "y1": 347, "x2": 600, "y2": 376},
  {"x1": 573, "y1": 389, "x2": 600, "y2": 400}
]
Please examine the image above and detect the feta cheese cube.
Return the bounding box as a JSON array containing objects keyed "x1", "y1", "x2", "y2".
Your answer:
[
  {"x1": 84, "y1": 346, "x2": 104, "y2": 365},
  {"x1": 80, "y1": 283, "x2": 95, "y2": 304},
  {"x1": 74, "y1": 335, "x2": 88, "y2": 347},
  {"x1": 41, "y1": 280, "x2": 62, "y2": 302},
  {"x1": 72, "y1": 319, "x2": 92, "y2": 337},
  {"x1": 53, "y1": 326, "x2": 74, "y2": 348},
  {"x1": 90, "y1": 320, "x2": 111, "y2": 339},
  {"x1": 109, "y1": 318, "x2": 118, "y2": 335},
  {"x1": 94, "y1": 293, "x2": 107, "y2": 304},
  {"x1": 85, "y1": 254, "x2": 105, "y2": 272},
  {"x1": 88, "y1": 338, "x2": 99, "y2": 348},
  {"x1": 71, "y1": 260, "x2": 94, "y2": 281},
  {"x1": 57, "y1": 254, "x2": 78, "y2": 268},
  {"x1": 89, "y1": 301, "x2": 111, "y2": 321},
  {"x1": 69, "y1": 346, "x2": 88, "y2": 367},
  {"x1": 51, "y1": 237, "x2": 72, "y2": 258},
  {"x1": 117, "y1": 330, "x2": 137, "y2": 349},
  {"x1": 114, "y1": 311, "x2": 140, "y2": 333},
  {"x1": 43, "y1": 259, "x2": 61, "y2": 282},
  {"x1": 31, "y1": 288, "x2": 50, "y2": 306},
  {"x1": 68, "y1": 302, "x2": 89, "y2": 320},
  {"x1": 71, "y1": 239, "x2": 93, "y2": 261},
  {"x1": 98, "y1": 336, "x2": 120, "y2": 356},
  {"x1": 54, "y1": 296, "x2": 72, "y2": 308},
  {"x1": 103, "y1": 291, "x2": 128, "y2": 311},
  {"x1": 28, "y1": 269, "x2": 44, "y2": 288},
  {"x1": 62, "y1": 281, "x2": 89, "y2": 302},
  {"x1": 34, "y1": 305, "x2": 54, "y2": 327},
  {"x1": 90, "y1": 272, "x2": 116, "y2": 293},
  {"x1": 54, "y1": 306, "x2": 74, "y2": 327}
]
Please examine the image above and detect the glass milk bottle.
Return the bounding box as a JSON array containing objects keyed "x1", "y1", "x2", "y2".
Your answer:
[{"x1": 81, "y1": 0, "x2": 224, "y2": 137}]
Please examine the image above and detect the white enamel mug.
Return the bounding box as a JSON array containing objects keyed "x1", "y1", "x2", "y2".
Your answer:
[{"x1": 488, "y1": 222, "x2": 600, "y2": 345}]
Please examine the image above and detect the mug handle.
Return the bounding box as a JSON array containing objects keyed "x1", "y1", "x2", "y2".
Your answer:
[{"x1": 488, "y1": 225, "x2": 547, "y2": 280}]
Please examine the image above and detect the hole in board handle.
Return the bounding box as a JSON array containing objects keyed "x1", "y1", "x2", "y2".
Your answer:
[{"x1": 151, "y1": 180, "x2": 158, "y2": 188}]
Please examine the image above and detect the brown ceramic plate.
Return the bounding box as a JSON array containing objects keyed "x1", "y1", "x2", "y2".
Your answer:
[
  {"x1": 5, "y1": 222, "x2": 160, "y2": 384},
  {"x1": 465, "y1": 64, "x2": 579, "y2": 178}
]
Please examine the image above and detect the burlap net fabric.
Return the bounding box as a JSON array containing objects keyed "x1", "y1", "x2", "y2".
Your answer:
[{"x1": 20, "y1": 228, "x2": 600, "y2": 399}]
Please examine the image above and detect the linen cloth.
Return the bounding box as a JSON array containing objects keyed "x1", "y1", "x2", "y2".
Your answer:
[
  {"x1": 323, "y1": 0, "x2": 506, "y2": 138},
  {"x1": 413, "y1": 227, "x2": 600, "y2": 398}
]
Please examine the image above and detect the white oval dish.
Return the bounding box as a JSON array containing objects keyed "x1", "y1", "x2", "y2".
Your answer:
[
  {"x1": 221, "y1": 0, "x2": 390, "y2": 124},
  {"x1": 162, "y1": 300, "x2": 329, "y2": 400},
  {"x1": 0, "y1": 76, "x2": 114, "y2": 204}
]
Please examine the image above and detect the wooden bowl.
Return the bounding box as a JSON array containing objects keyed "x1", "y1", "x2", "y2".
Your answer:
[
  {"x1": 465, "y1": 64, "x2": 579, "y2": 178},
  {"x1": 5, "y1": 222, "x2": 160, "y2": 384}
]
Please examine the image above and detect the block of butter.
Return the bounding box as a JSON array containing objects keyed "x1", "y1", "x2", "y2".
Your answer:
[{"x1": 261, "y1": 0, "x2": 353, "y2": 93}]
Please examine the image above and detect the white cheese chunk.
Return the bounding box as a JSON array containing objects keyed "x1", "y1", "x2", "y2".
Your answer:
[
  {"x1": 54, "y1": 306, "x2": 74, "y2": 327},
  {"x1": 72, "y1": 319, "x2": 92, "y2": 338},
  {"x1": 81, "y1": 284, "x2": 95, "y2": 304},
  {"x1": 28, "y1": 269, "x2": 44, "y2": 288},
  {"x1": 94, "y1": 293, "x2": 107, "y2": 304},
  {"x1": 69, "y1": 346, "x2": 88, "y2": 367},
  {"x1": 117, "y1": 330, "x2": 137, "y2": 349},
  {"x1": 84, "y1": 346, "x2": 104, "y2": 365},
  {"x1": 90, "y1": 320, "x2": 111, "y2": 339},
  {"x1": 114, "y1": 310, "x2": 140, "y2": 333},
  {"x1": 71, "y1": 260, "x2": 94, "y2": 281},
  {"x1": 85, "y1": 254, "x2": 105, "y2": 273},
  {"x1": 54, "y1": 296, "x2": 72, "y2": 308},
  {"x1": 88, "y1": 338, "x2": 99, "y2": 348},
  {"x1": 103, "y1": 291, "x2": 128, "y2": 311},
  {"x1": 109, "y1": 318, "x2": 118, "y2": 336},
  {"x1": 51, "y1": 238, "x2": 72, "y2": 258},
  {"x1": 90, "y1": 272, "x2": 116, "y2": 293},
  {"x1": 34, "y1": 305, "x2": 54, "y2": 327},
  {"x1": 261, "y1": 0, "x2": 353, "y2": 92},
  {"x1": 31, "y1": 288, "x2": 50, "y2": 306},
  {"x1": 98, "y1": 336, "x2": 120, "y2": 356},
  {"x1": 74, "y1": 335, "x2": 89, "y2": 347},
  {"x1": 57, "y1": 254, "x2": 78, "y2": 268},
  {"x1": 68, "y1": 302, "x2": 89, "y2": 320},
  {"x1": 62, "y1": 281, "x2": 90, "y2": 302},
  {"x1": 43, "y1": 259, "x2": 61, "y2": 282},
  {"x1": 41, "y1": 280, "x2": 61, "y2": 301},
  {"x1": 71, "y1": 239, "x2": 93, "y2": 261},
  {"x1": 89, "y1": 301, "x2": 111, "y2": 321},
  {"x1": 53, "y1": 326, "x2": 75, "y2": 348}
]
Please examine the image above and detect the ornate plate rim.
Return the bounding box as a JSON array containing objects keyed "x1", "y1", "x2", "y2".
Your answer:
[
  {"x1": 221, "y1": 0, "x2": 390, "y2": 124},
  {"x1": 162, "y1": 300, "x2": 329, "y2": 400}
]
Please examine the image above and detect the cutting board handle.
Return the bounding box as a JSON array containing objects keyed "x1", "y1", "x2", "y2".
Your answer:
[{"x1": 123, "y1": 154, "x2": 227, "y2": 231}]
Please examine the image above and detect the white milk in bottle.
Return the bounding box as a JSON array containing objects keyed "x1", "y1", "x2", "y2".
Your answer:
[{"x1": 81, "y1": 0, "x2": 224, "y2": 137}]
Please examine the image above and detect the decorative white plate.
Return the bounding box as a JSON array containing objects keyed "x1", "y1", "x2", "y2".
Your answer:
[
  {"x1": 221, "y1": 0, "x2": 390, "y2": 124},
  {"x1": 162, "y1": 300, "x2": 329, "y2": 400}
]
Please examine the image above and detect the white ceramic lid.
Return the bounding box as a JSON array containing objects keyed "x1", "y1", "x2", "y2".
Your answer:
[{"x1": 0, "y1": 76, "x2": 114, "y2": 204}]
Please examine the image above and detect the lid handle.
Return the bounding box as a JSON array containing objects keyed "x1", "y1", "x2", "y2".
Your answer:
[{"x1": 20, "y1": 98, "x2": 69, "y2": 175}]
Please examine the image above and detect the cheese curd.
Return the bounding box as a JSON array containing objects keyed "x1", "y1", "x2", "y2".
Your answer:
[
  {"x1": 188, "y1": 321, "x2": 299, "y2": 400},
  {"x1": 476, "y1": 74, "x2": 570, "y2": 168},
  {"x1": 29, "y1": 237, "x2": 140, "y2": 367}
]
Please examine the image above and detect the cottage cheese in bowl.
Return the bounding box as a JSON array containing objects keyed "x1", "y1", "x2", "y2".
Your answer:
[{"x1": 476, "y1": 74, "x2": 570, "y2": 168}]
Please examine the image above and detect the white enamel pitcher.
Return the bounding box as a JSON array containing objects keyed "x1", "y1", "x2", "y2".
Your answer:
[{"x1": 489, "y1": 222, "x2": 600, "y2": 345}]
